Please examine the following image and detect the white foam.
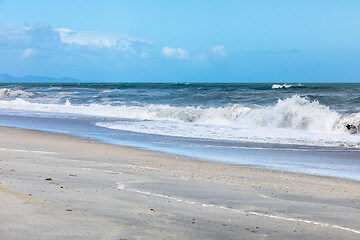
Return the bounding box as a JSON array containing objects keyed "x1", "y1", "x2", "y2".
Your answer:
[
  {"x1": 0, "y1": 88, "x2": 34, "y2": 98},
  {"x1": 0, "y1": 95, "x2": 359, "y2": 147},
  {"x1": 0, "y1": 95, "x2": 349, "y2": 132},
  {"x1": 101, "y1": 90, "x2": 113, "y2": 93},
  {"x1": 241, "y1": 95, "x2": 341, "y2": 133},
  {"x1": 271, "y1": 84, "x2": 303, "y2": 89},
  {"x1": 272, "y1": 84, "x2": 292, "y2": 89},
  {"x1": 97, "y1": 120, "x2": 360, "y2": 147}
]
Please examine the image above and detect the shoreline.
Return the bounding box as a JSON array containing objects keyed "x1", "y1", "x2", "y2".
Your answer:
[
  {"x1": 2, "y1": 121, "x2": 360, "y2": 183},
  {"x1": 2, "y1": 124, "x2": 360, "y2": 184},
  {"x1": 1, "y1": 125, "x2": 360, "y2": 239}
]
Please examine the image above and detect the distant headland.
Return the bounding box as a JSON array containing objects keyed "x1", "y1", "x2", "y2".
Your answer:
[{"x1": 0, "y1": 73, "x2": 80, "y2": 83}]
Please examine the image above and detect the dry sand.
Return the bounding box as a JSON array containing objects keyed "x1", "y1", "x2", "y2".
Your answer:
[{"x1": 0, "y1": 126, "x2": 359, "y2": 239}]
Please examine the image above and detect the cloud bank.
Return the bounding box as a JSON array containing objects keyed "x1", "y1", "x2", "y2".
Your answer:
[
  {"x1": 0, "y1": 23, "x2": 231, "y2": 81},
  {"x1": 0, "y1": 24, "x2": 151, "y2": 59},
  {"x1": 0, "y1": 24, "x2": 228, "y2": 64}
]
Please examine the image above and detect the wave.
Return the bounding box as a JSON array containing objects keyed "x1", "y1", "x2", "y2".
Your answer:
[
  {"x1": 0, "y1": 95, "x2": 358, "y2": 135},
  {"x1": 96, "y1": 120, "x2": 360, "y2": 148},
  {"x1": 0, "y1": 88, "x2": 34, "y2": 98},
  {"x1": 271, "y1": 84, "x2": 303, "y2": 89}
]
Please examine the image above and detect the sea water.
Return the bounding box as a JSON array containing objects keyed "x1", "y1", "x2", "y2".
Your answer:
[{"x1": 0, "y1": 83, "x2": 359, "y2": 180}]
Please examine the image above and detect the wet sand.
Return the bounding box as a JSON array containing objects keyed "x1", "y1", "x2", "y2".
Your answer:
[{"x1": 0, "y1": 126, "x2": 359, "y2": 239}]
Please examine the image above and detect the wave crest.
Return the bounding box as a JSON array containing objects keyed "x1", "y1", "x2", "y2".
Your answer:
[
  {"x1": 0, "y1": 95, "x2": 359, "y2": 135},
  {"x1": 271, "y1": 84, "x2": 303, "y2": 89},
  {"x1": 334, "y1": 113, "x2": 360, "y2": 134},
  {"x1": 0, "y1": 88, "x2": 34, "y2": 98},
  {"x1": 242, "y1": 95, "x2": 341, "y2": 132}
]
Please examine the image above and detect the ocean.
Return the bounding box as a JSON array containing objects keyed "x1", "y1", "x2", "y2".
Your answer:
[{"x1": 0, "y1": 83, "x2": 359, "y2": 180}]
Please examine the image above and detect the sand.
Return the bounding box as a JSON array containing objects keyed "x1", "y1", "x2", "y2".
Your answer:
[{"x1": 0, "y1": 126, "x2": 359, "y2": 239}]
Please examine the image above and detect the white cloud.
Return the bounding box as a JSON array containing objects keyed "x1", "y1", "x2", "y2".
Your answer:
[
  {"x1": 0, "y1": 24, "x2": 151, "y2": 59},
  {"x1": 0, "y1": 24, "x2": 61, "y2": 49},
  {"x1": 21, "y1": 48, "x2": 33, "y2": 58},
  {"x1": 211, "y1": 45, "x2": 226, "y2": 57},
  {"x1": 55, "y1": 28, "x2": 150, "y2": 53},
  {"x1": 162, "y1": 46, "x2": 190, "y2": 60}
]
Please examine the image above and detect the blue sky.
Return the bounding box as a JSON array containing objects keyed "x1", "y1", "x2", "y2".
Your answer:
[{"x1": 0, "y1": 0, "x2": 359, "y2": 82}]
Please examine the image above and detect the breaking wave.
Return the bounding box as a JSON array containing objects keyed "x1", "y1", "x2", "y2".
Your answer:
[
  {"x1": 0, "y1": 88, "x2": 34, "y2": 98},
  {"x1": 271, "y1": 84, "x2": 303, "y2": 89},
  {"x1": 0, "y1": 95, "x2": 360, "y2": 134},
  {"x1": 0, "y1": 95, "x2": 358, "y2": 135},
  {"x1": 1, "y1": 94, "x2": 360, "y2": 147}
]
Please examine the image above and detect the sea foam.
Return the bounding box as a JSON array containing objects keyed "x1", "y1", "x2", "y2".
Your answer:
[
  {"x1": 0, "y1": 95, "x2": 358, "y2": 136},
  {"x1": 0, "y1": 88, "x2": 34, "y2": 98},
  {"x1": 0, "y1": 89, "x2": 360, "y2": 147},
  {"x1": 271, "y1": 84, "x2": 303, "y2": 89}
]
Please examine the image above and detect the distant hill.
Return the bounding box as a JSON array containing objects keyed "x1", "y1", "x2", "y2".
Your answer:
[{"x1": 0, "y1": 73, "x2": 80, "y2": 83}]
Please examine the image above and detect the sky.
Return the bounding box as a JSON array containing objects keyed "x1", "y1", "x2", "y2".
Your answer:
[{"x1": 0, "y1": 0, "x2": 359, "y2": 82}]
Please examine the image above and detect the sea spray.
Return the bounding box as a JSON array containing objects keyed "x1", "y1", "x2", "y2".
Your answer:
[
  {"x1": 0, "y1": 95, "x2": 358, "y2": 135},
  {"x1": 0, "y1": 83, "x2": 359, "y2": 148},
  {"x1": 240, "y1": 95, "x2": 341, "y2": 133}
]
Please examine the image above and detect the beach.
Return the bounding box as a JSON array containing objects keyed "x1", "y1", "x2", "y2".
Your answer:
[
  {"x1": 1, "y1": 1, "x2": 360, "y2": 238},
  {"x1": 1, "y1": 126, "x2": 359, "y2": 239},
  {"x1": 1, "y1": 1, "x2": 360, "y2": 239}
]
